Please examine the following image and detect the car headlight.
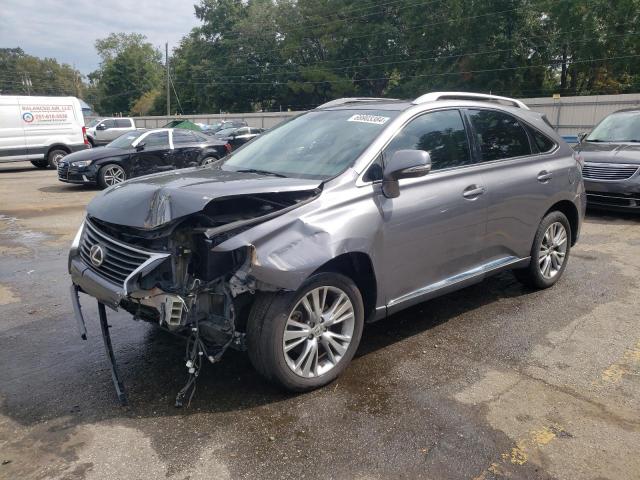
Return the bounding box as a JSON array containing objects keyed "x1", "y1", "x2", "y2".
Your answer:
[{"x1": 72, "y1": 160, "x2": 92, "y2": 167}]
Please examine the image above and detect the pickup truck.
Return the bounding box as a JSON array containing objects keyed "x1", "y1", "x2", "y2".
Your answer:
[{"x1": 85, "y1": 117, "x2": 136, "y2": 146}]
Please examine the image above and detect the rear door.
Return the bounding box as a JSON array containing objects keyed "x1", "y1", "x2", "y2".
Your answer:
[
  {"x1": 0, "y1": 97, "x2": 26, "y2": 162},
  {"x1": 130, "y1": 131, "x2": 172, "y2": 177},
  {"x1": 110, "y1": 118, "x2": 133, "y2": 141},
  {"x1": 377, "y1": 109, "x2": 488, "y2": 313},
  {"x1": 464, "y1": 108, "x2": 556, "y2": 262},
  {"x1": 171, "y1": 130, "x2": 202, "y2": 168}
]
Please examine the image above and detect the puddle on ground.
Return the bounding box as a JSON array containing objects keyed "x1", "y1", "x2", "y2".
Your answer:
[{"x1": 0, "y1": 214, "x2": 54, "y2": 253}]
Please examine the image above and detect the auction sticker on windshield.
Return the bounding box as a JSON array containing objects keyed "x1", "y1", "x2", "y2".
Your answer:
[{"x1": 347, "y1": 114, "x2": 390, "y2": 125}]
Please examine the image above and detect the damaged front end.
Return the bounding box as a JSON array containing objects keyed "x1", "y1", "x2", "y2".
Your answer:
[{"x1": 69, "y1": 187, "x2": 320, "y2": 406}]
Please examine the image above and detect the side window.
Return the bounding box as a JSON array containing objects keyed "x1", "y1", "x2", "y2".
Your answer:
[
  {"x1": 102, "y1": 119, "x2": 116, "y2": 129},
  {"x1": 173, "y1": 130, "x2": 196, "y2": 144},
  {"x1": 527, "y1": 126, "x2": 556, "y2": 153},
  {"x1": 142, "y1": 131, "x2": 169, "y2": 148},
  {"x1": 115, "y1": 119, "x2": 131, "y2": 128},
  {"x1": 468, "y1": 109, "x2": 532, "y2": 161},
  {"x1": 383, "y1": 109, "x2": 472, "y2": 171}
]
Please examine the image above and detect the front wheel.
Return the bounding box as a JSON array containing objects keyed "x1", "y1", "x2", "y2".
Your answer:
[
  {"x1": 97, "y1": 163, "x2": 127, "y2": 189},
  {"x1": 514, "y1": 211, "x2": 571, "y2": 289},
  {"x1": 247, "y1": 273, "x2": 364, "y2": 392}
]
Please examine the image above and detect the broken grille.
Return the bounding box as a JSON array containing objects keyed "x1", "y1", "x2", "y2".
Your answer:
[{"x1": 80, "y1": 220, "x2": 152, "y2": 285}]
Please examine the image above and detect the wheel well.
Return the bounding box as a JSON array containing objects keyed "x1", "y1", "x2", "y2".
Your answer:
[
  {"x1": 312, "y1": 252, "x2": 377, "y2": 321},
  {"x1": 545, "y1": 200, "x2": 579, "y2": 245},
  {"x1": 47, "y1": 144, "x2": 71, "y2": 156}
]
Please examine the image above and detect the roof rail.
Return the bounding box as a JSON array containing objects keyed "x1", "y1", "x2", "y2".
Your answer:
[
  {"x1": 412, "y1": 92, "x2": 529, "y2": 110},
  {"x1": 316, "y1": 97, "x2": 399, "y2": 109}
]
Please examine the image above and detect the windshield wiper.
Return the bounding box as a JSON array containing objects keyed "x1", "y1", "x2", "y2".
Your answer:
[{"x1": 236, "y1": 168, "x2": 288, "y2": 178}]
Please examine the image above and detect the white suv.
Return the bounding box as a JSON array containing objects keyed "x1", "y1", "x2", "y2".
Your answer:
[{"x1": 85, "y1": 117, "x2": 136, "y2": 146}]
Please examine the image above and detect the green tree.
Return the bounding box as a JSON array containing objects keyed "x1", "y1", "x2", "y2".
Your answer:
[
  {"x1": 91, "y1": 33, "x2": 163, "y2": 115},
  {"x1": 0, "y1": 48, "x2": 86, "y2": 97}
]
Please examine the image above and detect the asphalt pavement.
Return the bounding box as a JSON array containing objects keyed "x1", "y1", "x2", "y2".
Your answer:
[{"x1": 1, "y1": 162, "x2": 639, "y2": 480}]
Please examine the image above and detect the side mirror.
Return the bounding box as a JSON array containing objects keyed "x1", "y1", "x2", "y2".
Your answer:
[
  {"x1": 382, "y1": 149, "x2": 431, "y2": 198},
  {"x1": 577, "y1": 132, "x2": 588, "y2": 143},
  {"x1": 96, "y1": 124, "x2": 106, "y2": 131},
  {"x1": 135, "y1": 142, "x2": 145, "y2": 151}
]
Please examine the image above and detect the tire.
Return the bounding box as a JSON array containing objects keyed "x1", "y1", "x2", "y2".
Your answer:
[
  {"x1": 48, "y1": 149, "x2": 67, "y2": 169},
  {"x1": 200, "y1": 155, "x2": 219, "y2": 166},
  {"x1": 31, "y1": 159, "x2": 49, "y2": 168},
  {"x1": 513, "y1": 211, "x2": 571, "y2": 289},
  {"x1": 247, "y1": 272, "x2": 364, "y2": 392},
  {"x1": 87, "y1": 137, "x2": 95, "y2": 148},
  {"x1": 97, "y1": 163, "x2": 127, "y2": 189}
]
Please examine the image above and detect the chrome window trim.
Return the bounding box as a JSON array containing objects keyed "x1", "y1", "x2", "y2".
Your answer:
[{"x1": 354, "y1": 103, "x2": 561, "y2": 187}]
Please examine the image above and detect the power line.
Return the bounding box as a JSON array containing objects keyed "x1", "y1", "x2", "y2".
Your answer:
[{"x1": 172, "y1": 54, "x2": 640, "y2": 87}]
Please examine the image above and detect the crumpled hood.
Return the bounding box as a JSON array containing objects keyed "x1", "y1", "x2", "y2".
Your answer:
[
  {"x1": 62, "y1": 146, "x2": 130, "y2": 163},
  {"x1": 86, "y1": 167, "x2": 322, "y2": 229},
  {"x1": 576, "y1": 142, "x2": 640, "y2": 165}
]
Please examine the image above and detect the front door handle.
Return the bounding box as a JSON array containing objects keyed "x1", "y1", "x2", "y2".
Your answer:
[
  {"x1": 463, "y1": 185, "x2": 486, "y2": 199},
  {"x1": 537, "y1": 170, "x2": 553, "y2": 182}
]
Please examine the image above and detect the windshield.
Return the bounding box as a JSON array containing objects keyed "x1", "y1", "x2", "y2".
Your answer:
[
  {"x1": 106, "y1": 130, "x2": 145, "y2": 149},
  {"x1": 86, "y1": 119, "x2": 101, "y2": 128},
  {"x1": 587, "y1": 112, "x2": 640, "y2": 142},
  {"x1": 222, "y1": 109, "x2": 399, "y2": 179}
]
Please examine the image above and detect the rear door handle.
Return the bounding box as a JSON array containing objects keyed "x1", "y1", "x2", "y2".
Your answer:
[
  {"x1": 537, "y1": 170, "x2": 553, "y2": 182},
  {"x1": 463, "y1": 185, "x2": 486, "y2": 199}
]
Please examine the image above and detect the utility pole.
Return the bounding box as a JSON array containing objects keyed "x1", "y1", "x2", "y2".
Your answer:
[{"x1": 165, "y1": 42, "x2": 170, "y2": 116}]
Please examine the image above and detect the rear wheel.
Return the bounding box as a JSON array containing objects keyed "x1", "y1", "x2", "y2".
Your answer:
[
  {"x1": 200, "y1": 155, "x2": 219, "y2": 166},
  {"x1": 97, "y1": 163, "x2": 127, "y2": 189},
  {"x1": 247, "y1": 273, "x2": 364, "y2": 392},
  {"x1": 514, "y1": 211, "x2": 571, "y2": 289},
  {"x1": 48, "y1": 149, "x2": 67, "y2": 169},
  {"x1": 31, "y1": 159, "x2": 49, "y2": 168}
]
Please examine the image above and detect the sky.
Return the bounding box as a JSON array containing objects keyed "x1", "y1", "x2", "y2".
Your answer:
[{"x1": 0, "y1": 0, "x2": 200, "y2": 75}]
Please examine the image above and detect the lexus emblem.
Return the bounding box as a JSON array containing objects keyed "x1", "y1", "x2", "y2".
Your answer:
[{"x1": 89, "y1": 244, "x2": 105, "y2": 267}]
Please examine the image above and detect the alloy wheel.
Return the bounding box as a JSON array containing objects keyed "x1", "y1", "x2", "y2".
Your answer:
[
  {"x1": 283, "y1": 286, "x2": 355, "y2": 378},
  {"x1": 538, "y1": 221, "x2": 567, "y2": 279},
  {"x1": 51, "y1": 152, "x2": 66, "y2": 168},
  {"x1": 103, "y1": 165, "x2": 126, "y2": 186}
]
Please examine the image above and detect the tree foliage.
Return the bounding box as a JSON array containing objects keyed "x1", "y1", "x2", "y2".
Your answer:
[
  {"x1": 168, "y1": 0, "x2": 640, "y2": 113},
  {"x1": 0, "y1": 48, "x2": 86, "y2": 98},
  {"x1": 3, "y1": 1, "x2": 640, "y2": 115},
  {"x1": 89, "y1": 33, "x2": 164, "y2": 115}
]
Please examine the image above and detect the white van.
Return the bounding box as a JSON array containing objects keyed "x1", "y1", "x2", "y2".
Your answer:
[{"x1": 0, "y1": 95, "x2": 89, "y2": 168}]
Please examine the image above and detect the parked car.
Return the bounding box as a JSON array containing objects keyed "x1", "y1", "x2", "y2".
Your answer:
[
  {"x1": 215, "y1": 126, "x2": 264, "y2": 150},
  {"x1": 205, "y1": 120, "x2": 248, "y2": 134},
  {"x1": 68, "y1": 92, "x2": 585, "y2": 404},
  {"x1": 0, "y1": 95, "x2": 89, "y2": 168},
  {"x1": 58, "y1": 128, "x2": 230, "y2": 188},
  {"x1": 85, "y1": 117, "x2": 136, "y2": 147},
  {"x1": 574, "y1": 109, "x2": 640, "y2": 210}
]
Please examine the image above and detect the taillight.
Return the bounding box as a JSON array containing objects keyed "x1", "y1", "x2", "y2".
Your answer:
[
  {"x1": 82, "y1": 126, "x2": 89, "y2": 145},
  {"x1": 225, "y1": 143, "x2": 232, "y2": 153}
]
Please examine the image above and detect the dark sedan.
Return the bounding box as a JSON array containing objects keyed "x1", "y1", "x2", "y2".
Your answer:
[
  {"x1": 58, "y1": 128, "x2": 230, "y2": 188},
  {"x1": 575, "y1": 109, "x2": 640, "y2": 210}
]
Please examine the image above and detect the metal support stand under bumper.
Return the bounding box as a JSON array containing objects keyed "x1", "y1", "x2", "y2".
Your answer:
[{"x1": 97, "y1": 302, "x2": 128, "y2": 406}]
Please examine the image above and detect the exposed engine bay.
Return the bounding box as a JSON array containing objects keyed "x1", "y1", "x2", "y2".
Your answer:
[{"x1": 71, "y1": 188, "x2": 320, "y2": 406}]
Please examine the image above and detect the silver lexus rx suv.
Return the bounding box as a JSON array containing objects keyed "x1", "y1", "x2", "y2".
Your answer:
[{"x1": 68, "y1": 92, "x2": 586, "y2": 405}]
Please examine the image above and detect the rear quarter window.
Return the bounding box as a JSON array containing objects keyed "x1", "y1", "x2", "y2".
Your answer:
[{"x1": 527, "y1": 126, "x2": 557, "y2": 153}]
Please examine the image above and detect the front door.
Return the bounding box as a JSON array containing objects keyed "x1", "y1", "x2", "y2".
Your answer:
[
  {"x1": 130, "y1": 131, "x2": 172, "y2": 177},
  {"x1": 377, "y1": 109, "x2": 488, "y2": 313}
]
